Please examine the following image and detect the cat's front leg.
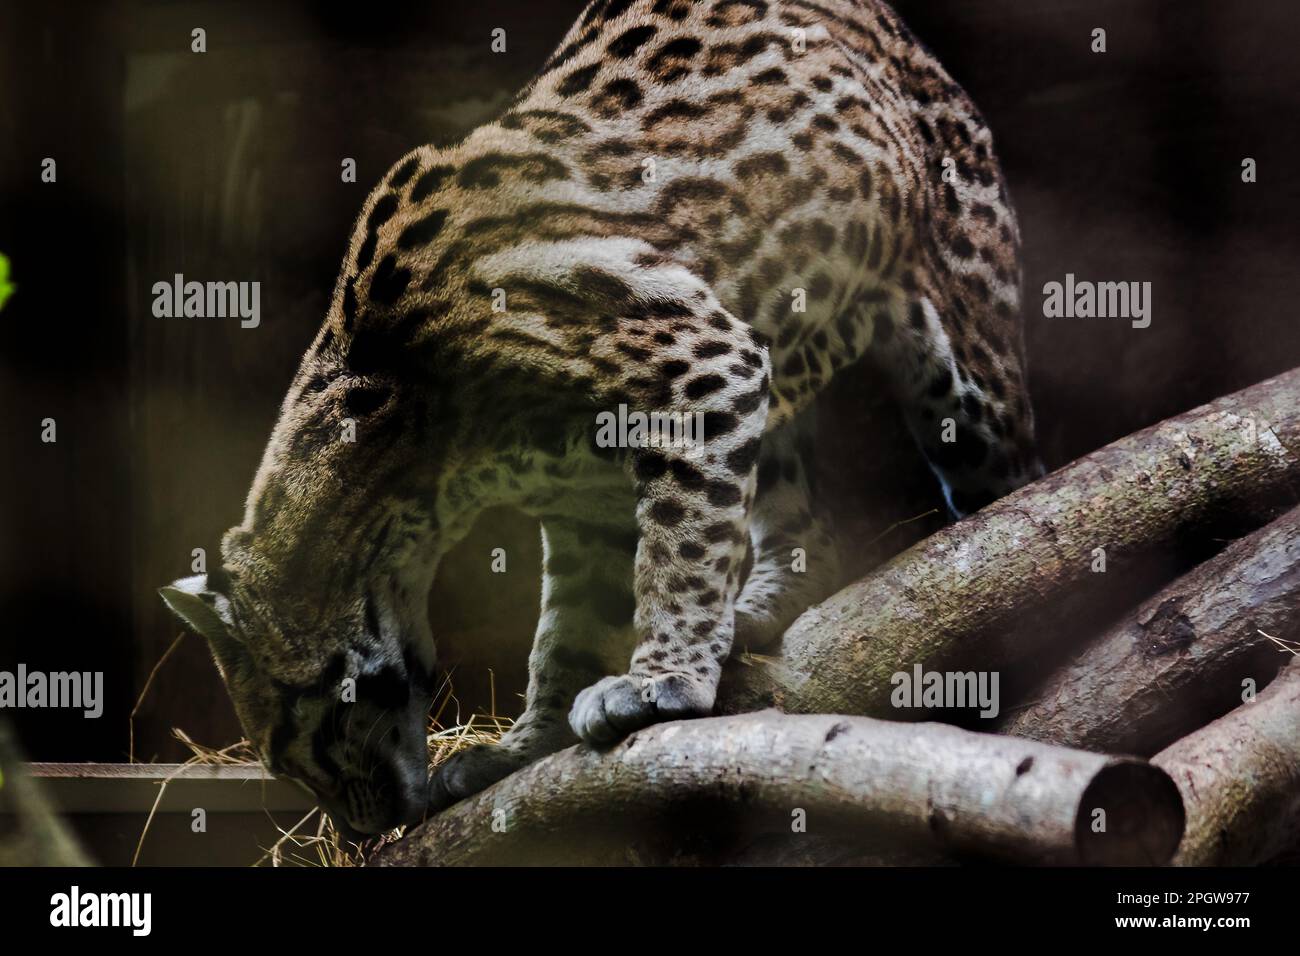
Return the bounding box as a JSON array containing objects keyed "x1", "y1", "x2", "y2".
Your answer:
[
  {"x1": 569, "y1": 304, "x2": 770, "y2": 745},
  {"x1": 429, "y1": 513, "x2": 638, "y2": 809}
]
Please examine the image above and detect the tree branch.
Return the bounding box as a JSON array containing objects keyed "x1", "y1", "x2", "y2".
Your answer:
[
  {"x1": 377, "y1": 712, "x2": 1183, "y2": 867},
  {"x1": 1153, "y1": 658, "x2": 1300, "y2": 866},
  {"x1": 998, "y1": 506, "x2": 1300, "y2": 754},
  {"x1": 720, "y1": 368, "x2": 1300, "y2": 718}
]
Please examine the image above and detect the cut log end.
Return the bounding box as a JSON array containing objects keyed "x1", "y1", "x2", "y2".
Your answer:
[{"x1": 1076, "y1": 760, "x2": 1185, "y2": 866}]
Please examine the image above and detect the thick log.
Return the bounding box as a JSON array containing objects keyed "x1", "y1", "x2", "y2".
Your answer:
[
  {"x1": 999, "y1": 507, "x2": 1300, "y2": 754},
  {"x1": 720, "y1": 368, "x2": 1300, "y2": 719},
  {"x1": 377, "y1": 711, "x2": 1184, "y2": 867},
  {"x1": 1154, "y1": 658, "x2": 1300, "y2": 866}
]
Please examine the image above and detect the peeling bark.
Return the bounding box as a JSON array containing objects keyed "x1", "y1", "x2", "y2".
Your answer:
[
  {"x1": 1154, "y1": 658, "x2": 1300, "y2": 866},
  {"x1": 377, "y1": 712, "x2": 1183, "y2": 867},
  {"x1": 999, "y1": 507, "x2": 1300, "y2": 754},
  {"x1": 720, "y1": 368, "x2": 1300, "y2": 719}
]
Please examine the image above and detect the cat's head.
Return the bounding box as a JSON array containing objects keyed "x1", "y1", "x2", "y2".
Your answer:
[{"x1": 160, "y1": 553, "x2": 437, "y2": 836}]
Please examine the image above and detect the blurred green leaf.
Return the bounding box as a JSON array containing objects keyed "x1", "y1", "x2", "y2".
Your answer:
[{"x1": 0, "y1": 253, "x2": 14, "y2": 311}]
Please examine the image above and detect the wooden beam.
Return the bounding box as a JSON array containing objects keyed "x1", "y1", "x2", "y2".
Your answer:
[{"x1": 20, "y1": 762, "x2": 314, "y2": 815}]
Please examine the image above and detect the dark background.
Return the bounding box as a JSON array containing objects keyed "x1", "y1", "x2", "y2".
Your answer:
[{"x1": 2, "y1": 0, "x2": 1298, "y2": 761}]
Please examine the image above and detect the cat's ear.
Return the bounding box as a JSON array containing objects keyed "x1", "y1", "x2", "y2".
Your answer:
[{"x1": 159, "y1": 573, "x2": 236, "y2": 647}]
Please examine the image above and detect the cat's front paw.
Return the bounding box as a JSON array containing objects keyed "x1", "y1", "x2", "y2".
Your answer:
[
  {"x1": 568, "y1": 672, "x2": 715, "y2": 746},
  {"x1": 427, "y1": 743, "x2": 529, "y2": 812}
]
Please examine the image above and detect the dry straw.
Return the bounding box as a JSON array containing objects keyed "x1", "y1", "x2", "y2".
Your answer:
[{"x1": 132, "y1": 669, "x2": 510, "y2": 866}]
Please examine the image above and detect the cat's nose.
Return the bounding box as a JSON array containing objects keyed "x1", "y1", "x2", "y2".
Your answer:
[
  {"x1": 334, "y1": 758, "x2": 427, "y2": 834},
  {"x1": 387, "y1": 751, "x2": 431, "y2": 827}
]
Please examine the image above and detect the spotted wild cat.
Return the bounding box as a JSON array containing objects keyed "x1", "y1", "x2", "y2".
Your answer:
[{"x1": 161, "y1": 0, "x2": 1041, "y2": 835}]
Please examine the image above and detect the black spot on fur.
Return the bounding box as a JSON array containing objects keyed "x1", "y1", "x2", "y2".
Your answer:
[
  {"x1": 703, "y1": 521, "x2": 738, "y2": 543},
  {"x1": 458, "y1": 153, "x2": 568, "y2": 189},
  {"x1": 397, "y1": 209, "x2": 449, "y2": 250},
  {"x1": 909, "y1": 302, "x2": 926, "y2": 330},
  {"x1": 602, "y1": 0, "x2": 637, "y2": 22},
  {"x1": 649, "y1": 36, "x2": 702, "y2": 81},
  {"x1": 927, "y1": 369, "x2": 953, "y2": 399},
  {"x1": 691, "y1": 343, "x2": 733, "y2": 361},
  {"x1": 558, "y1": 63, "x2": 601, "y2": 96},
  {"x1": 735, "y1": 152, "x2": 788, "y2": 180},
  {"x1": 388, "y1": 157, "x2": 420, "y2": 189},
  {"x1": 705, "y1": 480, "x2": 742, "y2": 507},
  {"x1": 342, "y1": 279, "x2": 359, "y2": 331},
  {"x1": 410, "y1": 165, "x2": 455, "y2": 203},
  {"x1": 207, "y1": 563, "x2": 232, "y2": 595},
  {"x1": 343, "y1": 385, "x2": 391, "y2": 417},
  {"x1": 304, "y1": 372, "x2": 331, "y2": 395},
  {"x1": 609, "y1": 25, "x2": 657, "y2": 58},
  {"x1": 356, "y1": 234, "x2": 378, "y2": 275},
  {"x1": 726, "y1": 436, "x2": 762, "y2": 475},
  {"x1": 643, "y1": 98, "x2": 708, "y2": 127},
  {"x1": 572, "y1": 267, "x2": 635, "y2": 307},
  {"x1": 702, "y1": 410, "x2": 737, "y2": 438},
  {"x1": 594, "y1": 78, "x2": 644, "y2": 114},
  {"x1": 650, "y1": 499, "x2": 686, "y2": 526},
  {"x1": 363, "y1": 593, "x2": 382, "y2": 637},
  {"x1": 367, "y1": 193, "x2": 399, "y2": 232},
  {"x1": 581, "y1": 0, "x2": 612, "y2": 26},
  {"x1": 731, "y1": 381, "x2": 767, "y2": 415},
  {"x1": 346, "y1": 310, "x2": 429, "y2": 375},
  {"x1": 369, "y1": 255, "x2": 411, "y2": 306},
  {"x1": 357, "y1": 195, "x2": 399, "y2": 272},
  {"x1": 670, "y1": 459, "x2": 705, "y2": 488},
  {"x1": 685, "y1": 374, "x2": 726, "y2": 399},
  {"x1": 634, "y1": 450, "x2": 669, "y2": 482}
]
